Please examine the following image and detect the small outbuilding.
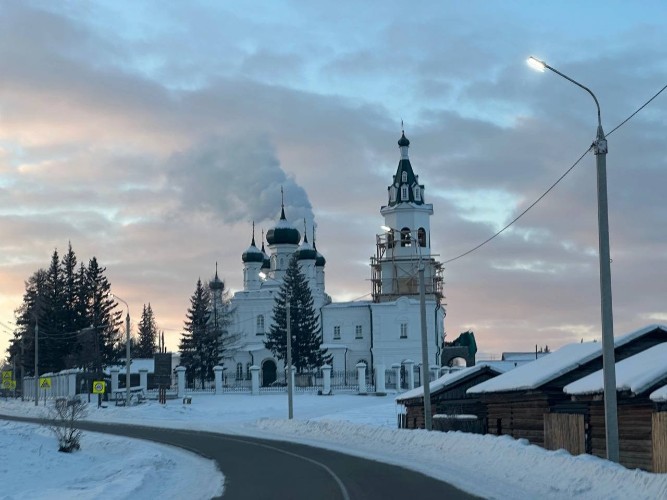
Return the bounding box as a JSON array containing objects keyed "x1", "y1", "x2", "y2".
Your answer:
[
  {"x1": 396, "y1": 363, "x2": 506, "y2": 430},
  {"x1": 562, "y1": 343, "x2": 667, "y2": 471}
]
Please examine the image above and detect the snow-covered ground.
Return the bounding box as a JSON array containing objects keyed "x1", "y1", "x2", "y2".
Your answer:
[{"x1": 1, "y1": 392, "x2": 666, "y2": 499}]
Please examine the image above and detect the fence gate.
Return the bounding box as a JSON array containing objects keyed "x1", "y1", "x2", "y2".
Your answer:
[
  {"x1": 544, "y1": 413, "x2": 586, "y2": 456},
  {"x1": 653, "y1": 411, "x2": 667, "y2": 473}
]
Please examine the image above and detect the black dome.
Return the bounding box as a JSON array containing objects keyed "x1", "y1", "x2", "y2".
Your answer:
[
  {"x1": 296, "y1": 245, "x2": 317, "y2": 261},
  {"x1": 266, "y1": 207, "x2": 301, "y2": 245},
  {"x1": 242, "y1": 243, "x2": 264, "y2": 263},
  {"x1": 398, "y1": 132, "x2": 410, "y2": 147}
]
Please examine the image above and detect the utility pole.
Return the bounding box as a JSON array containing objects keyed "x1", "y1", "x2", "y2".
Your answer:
[
  {"x1": 34, "y1": 321, "x2": 38, "y2": 406},
  {"x1": 286, "y1": 297, "x2": 293, "y2": 420}
]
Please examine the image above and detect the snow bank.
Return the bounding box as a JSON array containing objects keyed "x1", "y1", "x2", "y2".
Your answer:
[{"x1": 252, "y1": 419, "x2": 667, "y2": 500}]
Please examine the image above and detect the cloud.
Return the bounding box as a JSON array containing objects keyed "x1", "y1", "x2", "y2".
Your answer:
[{"x1": 165, "y1": 134, "x2": 314, "y2": 226}]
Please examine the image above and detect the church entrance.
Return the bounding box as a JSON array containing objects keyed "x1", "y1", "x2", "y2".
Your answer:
[{"x1": 262, "y1": 359, "x2": 277, "y2": 387}]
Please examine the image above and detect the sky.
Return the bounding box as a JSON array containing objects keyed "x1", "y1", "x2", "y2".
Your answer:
[
  {"x1": 1, "y1": 1, "x2": 666, "y2": 358},
  {"x1": 2, "y1": 390, "x2": 666, "y2": 499}
]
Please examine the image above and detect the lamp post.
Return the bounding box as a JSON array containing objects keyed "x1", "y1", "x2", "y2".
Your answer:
[
  {"x1": 381, "y1": 226, "x2": 432, "y2": 431},
  {"x1": 259, "y1": 271, "x2": 293, "y2": 419},
  {"x1": 527, "y1": 56, "x2": 619, "y2": 462},
  {"x1": 113, "y1": 294, "x2": 131, "y2": 408}
]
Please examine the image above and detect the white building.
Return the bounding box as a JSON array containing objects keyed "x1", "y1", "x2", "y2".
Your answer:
[{"x1": 223, "y1": 132, "x2": 446, "y2": 386}]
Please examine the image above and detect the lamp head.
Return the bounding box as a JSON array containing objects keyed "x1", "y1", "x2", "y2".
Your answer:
[
  {"x1": 527, "y1": 56, "x2": 546, "y2": 72},
  {"x1": 258, "y1": 271, "x2": 267, "y2": 280},
  {"x1": 380, "y1": 225, "x2": 392, "y2": 232}
]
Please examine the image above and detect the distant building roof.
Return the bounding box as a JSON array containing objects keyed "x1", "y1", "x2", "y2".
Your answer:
[{"x1": 501, "y1": 352, "x2": 550, "y2": 362}]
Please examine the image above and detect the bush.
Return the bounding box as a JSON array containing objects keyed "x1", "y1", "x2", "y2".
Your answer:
[{"x1": 48, "y1": 397, "x2": 87, "y2": 452}]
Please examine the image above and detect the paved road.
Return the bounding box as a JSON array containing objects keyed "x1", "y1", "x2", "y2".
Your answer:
[{"x1": 1, "y1": 414, "x2": 480, "y2": 500}]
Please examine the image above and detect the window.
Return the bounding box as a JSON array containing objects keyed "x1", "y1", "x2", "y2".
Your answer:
[
  {"x1": 256, "y1": 314, "x2": 265, "y2": 335},
  {"x1": 414, "y1": 186, "x2": 421, "y2": 201},
  {"x1": 401, "y1": 171, "x2": 407, "y2": 183},
  {"x1": 355, "y1": 325, "x2": 363, "y2": 339},
  {"x1": 333, "y1": 326, "x2": 341, "y2": 340},
  {"x1": 417, "y1": 227, "x2": 426, "y2": 247},
  {"x1": 401, "y1": 185, "x2": 408, "y2": 200},
  {"x1": 400, "y1": 323, "x2": 408, "y2": 338},
  {"x1": 236, "y1": 362, "x2": 243, "y2": 380},
  {"x1": 390, "y1": 186, "x2": 397, "y2": 203},
  {"x1": 246, "y1": 363, "x2": 252, "y2": 380},
  {"x1": 400, "y1": 227, "x2": 411, "y2": 247}
]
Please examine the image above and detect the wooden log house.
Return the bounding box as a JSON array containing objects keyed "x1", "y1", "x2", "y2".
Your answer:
[
  {"x1": 467, "y1": 324, "x2": 667, "y2": 450},
  {"x1": 396, "y1": 364, "x2": 505, "y2": 430}
]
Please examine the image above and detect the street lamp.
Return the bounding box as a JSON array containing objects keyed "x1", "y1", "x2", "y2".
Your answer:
[
  {"x1": 259, "y1": 272, "x2": 293, "y2": 419},
  {"x1": 381, "y1": 225, "x2": 433, "y2": 431},
  {"x1": 527, "y1": 56, "x2": 619, "y2": 462},
  {"x1": 112, "y1": 294, "x2": 132, "y2": 408}
]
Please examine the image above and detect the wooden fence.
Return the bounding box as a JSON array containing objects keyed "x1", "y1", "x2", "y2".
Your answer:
[
  {"x1": 652, "y1": 411, "x2": 667, "y2": 473},
  {"x1": 544, "y1": 413, "x2": 586, "y2": 456}
]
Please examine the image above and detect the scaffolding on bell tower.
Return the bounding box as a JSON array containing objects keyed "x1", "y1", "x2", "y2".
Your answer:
[{"x1": 370, "y1": 232, "x2": 444, "y2": 303}]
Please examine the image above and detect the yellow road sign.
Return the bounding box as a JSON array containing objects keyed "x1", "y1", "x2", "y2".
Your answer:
[
  {"x1": 39, "y1": 377, "x2": 52, "y2": 389},
  {"x1": 92, "y1": 380, "x2": 106, "y2": 394},
  {"x1": 1, "y1": 379, "x2": 16, "y2": 390},
  {"x1": 1, "y1": 370, "x2": 12, "y2": 381}
]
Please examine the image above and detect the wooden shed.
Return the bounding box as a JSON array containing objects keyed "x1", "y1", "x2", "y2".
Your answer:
[
  {"x1": 560, "y1": 342, "x2": 667, "y2": 471},
  {"x1": 396, "y1": 364, "x2": 505, "y2": 430},
  {"x1": 650, "y1": 385, "x2": 667, "y2": 473},
  {"x1": 468, "y1": 324, "x2": 667, "y2": 450}
]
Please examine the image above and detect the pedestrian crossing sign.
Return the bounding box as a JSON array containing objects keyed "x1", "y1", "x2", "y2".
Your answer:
[
  {"x1": 39, "y1": 377, "x2": 52, "y2": 389},
  {"x1": 1, "y1": 379, "x2": 16, "y2": 390},
  {"x1": 1, "y1": 370, "x2": 11, "y2": 381}
]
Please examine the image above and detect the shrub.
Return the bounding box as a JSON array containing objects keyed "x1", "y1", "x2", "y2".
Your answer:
[{"x1": 48, "y1": 397, "x2": 87, "y2": 452}]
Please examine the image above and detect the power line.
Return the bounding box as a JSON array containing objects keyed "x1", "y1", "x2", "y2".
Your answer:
[
  {"x1": 444, "y1": 146, "x2": 592, "y2": 264},
  {"x1": 443, "y1": 82, "x2": 667, "y2": 265}
]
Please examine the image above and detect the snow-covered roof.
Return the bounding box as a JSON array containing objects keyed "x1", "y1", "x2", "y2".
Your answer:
[
  {"x1": 502, "y1": 352, "x2": 550, "y2": 362},
  {"x1": 105, "y1": 358, "x2": 155, "y2": 374},
  {"x1": 468, "y1": 324, "x2": 667, "y2": 394},
  {"x1": 396, "y1": 363, "x2": 507, "y2": 402},
  {"x1": 564, "y1": 343, "x2": 667, "y2": 396},
  {"x1": 650, "y1": 384, "x2": 667, "y2": 402}
]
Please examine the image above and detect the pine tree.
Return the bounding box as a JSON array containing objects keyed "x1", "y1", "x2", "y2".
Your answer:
[
  {"x1": 179, "y1": 279, "x2": 212, "y2": 388},
  {"x1": 82, "y1": 257, "x2": 122, "y2": 372},
  {"x1": 208, "y1": 274, "x2": 240, "y2": 373},
  {"x1": 13, "y1": 269, "x2": 48, "y2": 376},
  {"x1": 42, "y1": 249, "x2": 67, "y2": 372},
  {"x1": 135, "y1": 303, "x2": 158, "y2": 358},
  {"x1": 264, "y1": 255, "x2": 330, "y2": 373}
]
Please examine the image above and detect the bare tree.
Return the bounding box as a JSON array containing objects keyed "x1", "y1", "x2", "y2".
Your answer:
[{"x1": 47, "y1": 397, "x2": 87, "y2": 452}]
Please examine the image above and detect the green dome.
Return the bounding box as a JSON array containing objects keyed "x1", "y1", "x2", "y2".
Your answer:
[
  {"x1": 266, "y1": 207, "x2": 301, "y2": 245},
  {"x1": 242, "y1": 236, "x2": 264, "y2": 264}
]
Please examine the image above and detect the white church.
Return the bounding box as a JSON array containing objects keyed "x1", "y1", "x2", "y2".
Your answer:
[{"x1": 218, "y1": 132, "x2": 445, "y2": 386}]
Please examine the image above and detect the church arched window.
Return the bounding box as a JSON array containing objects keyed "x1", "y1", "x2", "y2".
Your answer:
[
  {"x1": 256, "y1": 315, "x2": 264, "y2": 335},
  {"x1": 401, "y1": 185, "x2": 408, "y2": 200},
  {"x1": 400, "y1": 227, "x2": 411, "y2": 247},
  {"x1": 236, "y1": 362, "x2": 243, "y2": 380},
  {"x1": 401, "y1": 171, "x2": 407, "y2": 183},
  {"x1": 414, "y1": 186, "x2": 421, "y2": 201},
  {"x1": 246, "y1": 362, "x2": 252, "y2": 380},
  {"x1": 417, "y1": 227, "x2": 426, "y2": 247}
]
